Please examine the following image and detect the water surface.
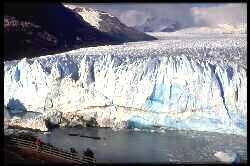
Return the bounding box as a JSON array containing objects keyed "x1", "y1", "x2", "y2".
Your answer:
[{"x1": 37, "y1": 128, "x2": 247, "y2": 163}]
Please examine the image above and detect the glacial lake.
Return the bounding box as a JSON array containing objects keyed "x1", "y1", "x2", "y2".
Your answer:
[{"x1": 36, "y1": 127, "x2": 247, "y2": 163}]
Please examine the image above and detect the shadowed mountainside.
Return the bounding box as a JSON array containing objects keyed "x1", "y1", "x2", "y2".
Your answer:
[
  {"x1": 4, "y1": 3, "x2": 156, "y2": 61},
  {"x1": 65, "y1": 5, "x2": 157, "y2": 42}
]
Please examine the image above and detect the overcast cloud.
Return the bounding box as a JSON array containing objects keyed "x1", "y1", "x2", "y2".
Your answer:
[
  {"x1": 68, "y1": 3, "x2": 247, "y2": 28},
  {"x1": 191, "y1": 4, "x2": 247, "y2": 27}
]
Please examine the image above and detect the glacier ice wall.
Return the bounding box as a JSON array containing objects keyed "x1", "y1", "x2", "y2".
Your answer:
[{"x1": 4, "y1": 35, "x2": 247, "y2": 136}]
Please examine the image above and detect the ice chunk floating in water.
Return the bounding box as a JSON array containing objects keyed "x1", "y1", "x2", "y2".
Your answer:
[
  {"x1": 214, "y1": 151, "x2": 240, "y2": 163},
  {"x1": 4, "y1": 34, "x2": 247, "y2": 136}
]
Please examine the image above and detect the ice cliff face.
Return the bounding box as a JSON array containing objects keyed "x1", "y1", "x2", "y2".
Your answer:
[{"x1": 4, "y1": 34, "x2": 247, "y2": 136}]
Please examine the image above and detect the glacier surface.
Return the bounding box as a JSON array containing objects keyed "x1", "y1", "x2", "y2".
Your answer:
[{"x1": 4, "y1": 34, "x2": 247, "y2": 136}]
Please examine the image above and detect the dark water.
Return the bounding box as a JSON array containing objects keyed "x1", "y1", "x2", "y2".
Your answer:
[{"x1": 36, "y1": 128, "x2": 247, "y2": 163}]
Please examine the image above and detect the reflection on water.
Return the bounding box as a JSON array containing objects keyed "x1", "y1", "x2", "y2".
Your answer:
[{"x1": 37, "y1": 128, "x2": 247, "y2": 163}]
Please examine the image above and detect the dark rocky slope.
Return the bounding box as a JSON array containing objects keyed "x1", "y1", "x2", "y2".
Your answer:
[
  {"x1": 66, "y1": 5, "x2": 157, "y2": 42},
  {"x1": 4, "y1": 3, "x2": 156, "y2": 61}
]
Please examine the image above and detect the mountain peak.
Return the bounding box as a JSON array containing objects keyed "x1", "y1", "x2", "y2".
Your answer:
[
  {"x1": 64, "y1": 4, "x2": 157, "y2": 42},
  {"x1": 134, "y1": 16, "x2": 182, "y2": 32},
  {"x1": 4, "y1": 3, "x2": 156, "y2": 60}
]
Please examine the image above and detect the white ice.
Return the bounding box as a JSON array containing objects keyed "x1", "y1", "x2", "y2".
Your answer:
[{"x1": 4, "y1": 33, "x2": 247, "y2": 136}]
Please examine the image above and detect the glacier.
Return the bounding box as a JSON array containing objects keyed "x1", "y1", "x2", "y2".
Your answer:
[{"x1": 4, "y1": 34, "x2": 247, "y2": 136}]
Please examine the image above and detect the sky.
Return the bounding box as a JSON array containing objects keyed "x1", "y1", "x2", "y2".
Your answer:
[{"x1": 68, "y1": 3, "x2": 247, "y2": 28}]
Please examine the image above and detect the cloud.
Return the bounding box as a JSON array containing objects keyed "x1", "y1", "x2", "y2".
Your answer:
[
  {"x1": 75, "y1": 4, "x2": 196, "y2": 27},
  {"x1": 68, "y1": 3, "x2": 247, "y2": 28},
  {"x1": 191, "y1": 4, "x2": 247, "y2": 27},
  {"x1": 119, "y1": 10, "x2": 150, "y2": 26}
]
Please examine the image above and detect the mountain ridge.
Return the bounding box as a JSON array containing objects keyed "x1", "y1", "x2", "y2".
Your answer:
[
  {"x1": 134, "y1": 16, "x2": 182, "y2": 32},
  {"x1": 64, "y1": 4, "x2": 157, "y2": 42},
  {"x1": 4, "y1": 3, "x2": 156, "y2": 61}
]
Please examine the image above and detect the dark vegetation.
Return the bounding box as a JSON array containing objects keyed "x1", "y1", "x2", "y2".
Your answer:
[
  {"x1": 4, "y1": 134, "x2": 94, "y2": 164},
  {"x1": 4, "y1": 3, "x2": 118, "y2": 61},
  {"x1": 4, "y1": 3, "x2": 156, "y2": 61}
]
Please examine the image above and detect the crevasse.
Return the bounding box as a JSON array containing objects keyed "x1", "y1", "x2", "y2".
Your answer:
[{"x1": 4, "y1": 36, "x2": 247, "y2": 136}]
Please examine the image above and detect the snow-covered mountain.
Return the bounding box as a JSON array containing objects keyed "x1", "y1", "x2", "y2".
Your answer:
[
  {"x1": 134, "y1": 16, "x2": 182, "y2": 32},
  {"x1": 146, "y1": 24, "x2": 247, "y2": 40},
  {"x1": 4, "y1": 3, "x2": 156, "y2": 61},
  {"x1": 4, "y1": 33, "x2": 247, "y2": 136},
  {"x1": 174, "y1": 24, "x2": 247, "y2": 34},
  {"x1": 64, "y1": 5, "x2": 156, "y2": 42},
  {"x1": 133, "y1": 14, "x2": 247, "y2": 34}
]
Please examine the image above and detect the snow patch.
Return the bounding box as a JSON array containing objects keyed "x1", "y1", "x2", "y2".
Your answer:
[{"x1": 65, "y1": 4, "x2": 113, "y2": 29}]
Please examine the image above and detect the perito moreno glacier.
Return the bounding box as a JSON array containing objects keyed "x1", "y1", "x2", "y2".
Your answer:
[{"x1": 4, "y1": 34, "x2": 247, "y2": 136}]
